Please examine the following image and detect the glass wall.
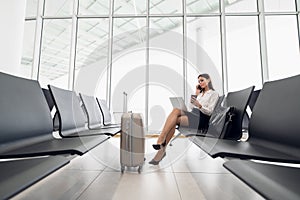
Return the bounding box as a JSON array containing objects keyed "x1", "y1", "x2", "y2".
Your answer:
[
  {"x1": 265, "y1": 15, "x2": 300, "y2": 80},
  {"x1": 74, "y1": 18, "x2": 110, "y2": 98},
  {"x1": 39, "y1": 19, "x2": 72, "y2": 89},
  {"x1": 44, "y1": 0, "x2": 73, "y2": 16},
  {"x1": 225, "y1": 16, "x2": 262, "y2": 91},
  {"x1": 150, "y1": 0, "x2": 182, "y2": 14},
  {"x1": 186, "y1": 16, "x2": 222, "y2": 96},
  {"x1": 22, "y1": 0, "x2": 300, "y2": 131},
  {"x1": 225, "y1": 0, "x2": 257, "y2": 12},
  {"x1": 114, "y1": 0, "x2": 146, "y2": 14},
  {"x1": 21, "y1": 20, "x2": 36, "y2": 79},
  {"x1": 21, "y1": 0, "x2": 38, "y2": 79},
  {"x1": 186, "y1": 0, "x2": 220, "y2": 13},
  {"x1": 264, "y1": 0, "x2": 296, "y2": 12},
  {"x1": 79, "y1": 0, "x2": 110, "y2": 15},
  {"x1": 111, "y1": 17, "x2": 147, "y2": 121},
  {"x1": 148, "y1": 17, "x2": 184, "y2": 132}
]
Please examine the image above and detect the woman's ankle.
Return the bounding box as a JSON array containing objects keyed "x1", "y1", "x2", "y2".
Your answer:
[{"x1": 157, "y1": 136, "x2": 166, "y2": 144}]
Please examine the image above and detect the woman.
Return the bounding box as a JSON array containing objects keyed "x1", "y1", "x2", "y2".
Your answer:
[{"x1": 149, "y1": 73, "x2": 219, "y2": 165}]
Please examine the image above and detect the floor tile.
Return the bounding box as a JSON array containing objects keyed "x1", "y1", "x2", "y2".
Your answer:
[
  {"x1": 79, "y1": 171, "x2": 182, "y2": 200},
  {"x1": 181, "y1": 173, "x2": 265, "y2": 200},
  {"x1": 12, "y1": 169, "x2": 101, "y2": 200},
  {"x1": 11, "y1": 137, "x2": 264, "y2": 200}
]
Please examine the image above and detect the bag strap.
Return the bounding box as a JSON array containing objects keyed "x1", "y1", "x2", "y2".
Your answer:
[{"x1": 220, "y1": 107, "x2": 235, "y2": 139}]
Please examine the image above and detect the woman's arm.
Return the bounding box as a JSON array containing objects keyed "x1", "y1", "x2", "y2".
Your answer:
[{"x1": 192, "y1": 92, "x2": 219, "y2": 116}]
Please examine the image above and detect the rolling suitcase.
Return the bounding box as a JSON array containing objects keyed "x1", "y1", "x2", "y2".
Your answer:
[{"x1": 120, "y1": 113, "x2": 145, "y2": 173}]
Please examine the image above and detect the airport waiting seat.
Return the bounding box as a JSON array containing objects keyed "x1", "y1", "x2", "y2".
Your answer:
[
  {"x1": 96, "y1": 98, "x2": 121, "y2": 128},
  {"x1": 42, "y1": 88, "x2": 55, "y2": 111},
  {"x1": 42, "y1": 88, "x2": 60, "y2": 130},
  {"x1": 0, "y1": 72, "x2": 109, "y2": 198},
  {"x1": 48, "y1": 85, "x2": 119, "y2": 137},
  {"x1": 220, "y1": 86, "x2": 255, "y2": 140},
  {"x1": 180, "y1": 86, "x2": 254, "y2": 141},
  {"x1": 0, "y1": 156, "x2": 70, "y2": 199},
  {"x1": 242, "y1": 89, "x2": 261, "y2": 132},
  {"x1": 223, "y1": 160, "x2": 300, "y2": 200},
  {"x1": 79, "y1": 93, "x2": 120, "y2": 135},
  {"x1": 0, "y1": 72, "x2": 109, "y2": 158},
  {"x1": 192, "y1": 74, "x2": 300, "y2": 163}
]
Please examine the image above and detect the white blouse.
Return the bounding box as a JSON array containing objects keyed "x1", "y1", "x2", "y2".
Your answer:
[{"x1": 196, "y1": 89, "x2": 219, "y2": 116}]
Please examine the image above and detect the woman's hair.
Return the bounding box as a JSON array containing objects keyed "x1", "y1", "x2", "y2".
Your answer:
[{"x1": 198, "y1": 73, "x2": 215, "y2": 92}]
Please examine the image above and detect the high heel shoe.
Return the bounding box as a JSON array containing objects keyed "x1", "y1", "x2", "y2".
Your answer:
[
  {"x1": 149, "y1": 152, "x2": 166, "y2": 165},
  {"x1": 152, "y1": 140, "x2": 167, "y2": 150}
]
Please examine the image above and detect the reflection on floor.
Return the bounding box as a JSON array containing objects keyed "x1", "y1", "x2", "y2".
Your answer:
[{"x1": 12, "y1": 137, "x2": 264, "y2": 200}]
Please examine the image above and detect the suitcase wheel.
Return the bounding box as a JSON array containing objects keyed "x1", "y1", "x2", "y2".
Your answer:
[
  {"x1": 138, "y1": 166, "x2": 142, "y2": 174},
  {"x1": 121, "y1": 165, "x2": 125, "y2": 174}
]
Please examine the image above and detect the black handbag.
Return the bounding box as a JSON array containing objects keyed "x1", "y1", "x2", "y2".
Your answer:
[{"x1": 206, "y1": 106, "x2": 235, "y2": 138}]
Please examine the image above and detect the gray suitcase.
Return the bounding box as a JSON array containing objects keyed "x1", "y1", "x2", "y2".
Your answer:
[{"x1": 120, "y1": 113, "x2": 145, "y2": 173}]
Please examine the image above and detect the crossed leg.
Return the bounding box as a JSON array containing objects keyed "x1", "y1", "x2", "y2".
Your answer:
[
  {"x1": 151, "y1": 108, "x2": 189, "y2": 162},
  {"x1": 157, "y1": 108, "x2": 189, "y2": 145}
]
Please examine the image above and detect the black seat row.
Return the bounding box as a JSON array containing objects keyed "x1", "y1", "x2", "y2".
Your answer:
[
  {"x1": 79, "y1": 93, "x2": 120, "y2": 131},
  {"x1": 1, "y1": 73, "x2": 103, "y2": 158},
  {"x1": 0, "y1": 72, "x2": 118, "y2": 199},
  {"x1": 186, "y1": 74, "x2": 300, "y2": 200},
  {"x1": 0, "y1": 156, "x2": 70, "y2": 200},
  {"x1": 178, "y1": 85, "x2": 254, "y2": 140},
  {"x1": 223, "y1": 160, "x2": 299, "y2": 200},
  {"x1": 48, "y1": 85, "x2": 120, "y2": 137},
  {"x1": 192, "y1": 74, "x2": 300, "y2": 163}
]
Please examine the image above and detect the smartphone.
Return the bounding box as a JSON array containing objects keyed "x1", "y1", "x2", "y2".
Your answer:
[{"x1": 191, "y1": 95, "x2": 197, "y2": 99}]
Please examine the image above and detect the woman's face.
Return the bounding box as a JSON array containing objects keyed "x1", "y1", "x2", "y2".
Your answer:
[{"x1": 198, "y1": 76, "x2": 210, "y2": 89}]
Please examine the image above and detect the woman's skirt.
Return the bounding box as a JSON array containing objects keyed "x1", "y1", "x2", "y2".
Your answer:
[{"x1": 183, "y1": 108, "x2": 210, "y2": 130}]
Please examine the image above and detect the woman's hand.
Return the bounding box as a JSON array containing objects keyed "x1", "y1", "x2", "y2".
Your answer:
[{"x1": 191, "y1": 97, "x2": 202, "y2": 109}]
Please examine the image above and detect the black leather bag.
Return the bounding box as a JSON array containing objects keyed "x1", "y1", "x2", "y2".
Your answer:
[{"x1": 206, "y1": 106, "x2": 235, "y2": 138}]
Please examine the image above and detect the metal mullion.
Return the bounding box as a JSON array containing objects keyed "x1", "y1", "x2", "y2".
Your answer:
[
  {"x1": 25, "y1": 17, "x2": 37, "y2": 21},
  {"x1": 148, "y1": 13, "x2": 184, "y2": 17},
  {"x1": 107, "y1": 0, "x2": 115, "y2": 109},
  {"x1": 112, "y1": 14, "x2": 147, "y2": 18},
  {"x1": 186, "y1": 13, "x2": 221, "y2": 17},
  {"x1": 32, "y1": 0, "x2": 45, "y2": 80},
  {"x1": 68, "y1": 0, "x2": 79, "y2": 90},
  {"x1": 220, "y1": 0, "x2": 228, "y2": 94},
  {"x1": 77, "y1": 15, "x2": 111, "y2": 19},
  {"x1": 225, "y1": 12, "x2": 259, "y2": 16},
  {"x1": 42, "y1": 16, "x2": 73, "y2": 20},
  {"x1": 296, "y1": 0, "x2": 300, "y2": 52},
  {"x1": 145, "y1": 0, "x2": 150, "y2": 132},
  {"x1": 257, "y1": 0, "x2": 269, "y2": 84},
  {"x1": 264, "y1": 12, "x2": 298, "y2": 16},
  {"x1": 183, "y1": 0, "x2": 187, "y2": 104}
]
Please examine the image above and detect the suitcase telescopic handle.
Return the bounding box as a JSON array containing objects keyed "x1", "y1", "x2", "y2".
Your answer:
[{"x1": 123, "y1": 91, "x2": 128, "y2": 113}]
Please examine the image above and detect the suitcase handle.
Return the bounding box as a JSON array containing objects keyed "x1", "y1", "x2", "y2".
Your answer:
[{"x1": 123, "y1": 91, "x2": 128, "y2": 113}]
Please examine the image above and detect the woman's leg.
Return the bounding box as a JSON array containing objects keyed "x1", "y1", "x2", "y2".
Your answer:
[
  {"x1": 150, "y1": 115, "x2": 189, "y2": 163},
  {"x1": 157, "y1": 108, "x2": 186, "y2": 144},
  {"x1": 157, "y1": 108, "x2": 189, "y2": 144},
  {"x1": 165, "y1": 115, "x2": 188, "y2": 144}
]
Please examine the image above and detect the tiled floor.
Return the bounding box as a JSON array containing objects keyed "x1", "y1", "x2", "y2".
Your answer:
[{"x1": 13, "y1": 137, "x2": 264, "y2": 200}]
